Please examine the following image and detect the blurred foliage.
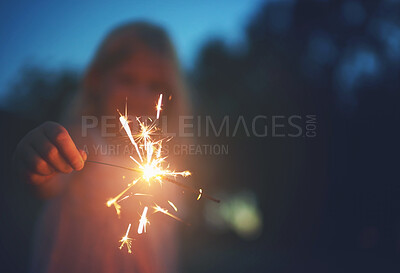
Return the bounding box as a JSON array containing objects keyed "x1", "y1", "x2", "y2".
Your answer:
[
  {"x1": 1, "y1": 0, "x2": 400, "y2": 272},
  {"x1": 2, "y1": 65, "x2": 80, "y2": 122},
  {"x1": 184, "y1": 0, "x2": 400, "y2": 272},
  {"x1": 191, "y1": 0, "x2": 400, "y2": 115}
]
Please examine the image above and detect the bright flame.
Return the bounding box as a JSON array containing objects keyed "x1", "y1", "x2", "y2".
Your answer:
[
  {"x1": 112, "y1": 95, "x2": 191, "y2": 217},
  {"x1": 117, "y1": 95, "x2": 190, "y2": 187}
]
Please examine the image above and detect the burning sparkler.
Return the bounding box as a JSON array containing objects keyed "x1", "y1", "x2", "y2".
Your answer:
[{"x1": 86, "y1": 94, "x2": 219, "y2": 254}]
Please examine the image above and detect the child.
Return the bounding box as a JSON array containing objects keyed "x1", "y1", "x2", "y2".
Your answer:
[{"x1": 13, "y1": 22, "x2": 189, "y2": 273}]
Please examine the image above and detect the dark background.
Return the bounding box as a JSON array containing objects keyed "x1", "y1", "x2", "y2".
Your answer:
[{"x1": 1, "y1": 0, "x2": 400, "y2": 272}]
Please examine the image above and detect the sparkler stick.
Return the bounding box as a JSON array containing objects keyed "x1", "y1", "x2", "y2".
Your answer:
[
  {"x1": 86, "y1": 160, "x2": 220, "y2": 203},
  {"x1": 163, "y1": 177, "x2": 219, "y2": 203}
]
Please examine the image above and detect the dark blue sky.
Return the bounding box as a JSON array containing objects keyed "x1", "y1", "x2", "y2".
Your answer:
[{"x1": 0, "y1": 0, "x2": 265, "y2": 97}]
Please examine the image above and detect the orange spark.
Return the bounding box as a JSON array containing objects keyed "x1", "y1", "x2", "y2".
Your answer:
[
  {"x1": 156, "y1": 94, "x2": 163, "y2": 119},
  {"x1": 153, "y1": 204, "x2": 186, "y2": 224},
  {"x1": 197, "y1": 189, "x2": 203, "y2": 200},
  {"x1": 119, "y1": 111, "x2": 143, "y2": 162},
  {"x1": 168, "y1": 200, "x2": 178, "y2": 212},
  {"x1": 107, "y1": 178, "x2": 140, "y2": 217},
  {"x1": 137, "y1": 206, "x2": 149, "y2": 234},
  {"x1": 119, "y1": 224, "x2": 133, "y2": 253}
]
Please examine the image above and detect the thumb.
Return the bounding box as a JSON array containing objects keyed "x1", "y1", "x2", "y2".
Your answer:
[{"x1": 79, "y1": 149, "x2": 87, "y2": 162}]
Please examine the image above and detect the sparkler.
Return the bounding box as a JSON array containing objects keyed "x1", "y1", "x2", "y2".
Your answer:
[{"x1": 86, "y1": 94, "x2": 219, "y2": 253}]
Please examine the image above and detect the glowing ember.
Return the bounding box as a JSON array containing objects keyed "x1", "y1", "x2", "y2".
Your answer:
[
  {"x1": 153, "y1": 204, "x2": 187, "y2": 224},
  {"x1": 197, "y1": 189, "x2": 203, "y2": 200},
  {"x1": 119, "y1": 224, "x2": 133, "y2": 253},
  {"x1": 106, "y1": 178, "x2": 140, "y2": 217},
  {"x1": 168, "y1": 200, "x2": 178, "y2": 212},
  {"x1": 137, "y1": 206, "x2": 149, "y2": 234},
  {"x1": 156, "y1": 94, "x2": 163, "y2": 119},
  {"x1": 119, "y1": 113, "x2": 143, "y2": 162}
]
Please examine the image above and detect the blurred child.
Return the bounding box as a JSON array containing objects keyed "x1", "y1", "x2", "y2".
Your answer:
[{"x1": 13, "y1": 22, "x2": 189, "y2": 273}]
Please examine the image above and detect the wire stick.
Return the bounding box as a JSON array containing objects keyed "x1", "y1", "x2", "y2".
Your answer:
[{"x1": 86, "y1": 160, "x2": 220, "y2": 203}]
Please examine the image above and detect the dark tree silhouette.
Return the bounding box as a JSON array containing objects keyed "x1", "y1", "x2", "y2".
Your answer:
[
  {"x1": 184, "y1": 0, "x2": 400, "y2": 272},
  {"x1": 3, "y1": 65, "x2": 80, "y2": 122}
]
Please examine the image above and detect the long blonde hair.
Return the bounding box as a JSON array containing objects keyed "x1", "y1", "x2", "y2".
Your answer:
[{"x1": 70, "y1": 21, "x2": 189, "y2": 120}]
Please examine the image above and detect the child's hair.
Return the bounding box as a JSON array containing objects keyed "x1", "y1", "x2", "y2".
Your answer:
[{"x1": 75, "y1": 21, "x2": 189, "y2": 118}]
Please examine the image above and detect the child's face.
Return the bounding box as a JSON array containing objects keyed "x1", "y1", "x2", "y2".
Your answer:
[{"x1": 101, "y1": 49, "x2": 173, "y2": 116}]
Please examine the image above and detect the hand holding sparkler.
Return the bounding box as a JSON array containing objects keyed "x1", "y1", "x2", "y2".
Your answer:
[{"x1": 14, "y1": 121, "x2": 87, "y2": 190}]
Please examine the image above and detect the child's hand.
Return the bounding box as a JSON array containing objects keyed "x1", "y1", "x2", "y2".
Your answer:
[{"x1": 14, "y1": 121, "x2": 87, "y2": 186}]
